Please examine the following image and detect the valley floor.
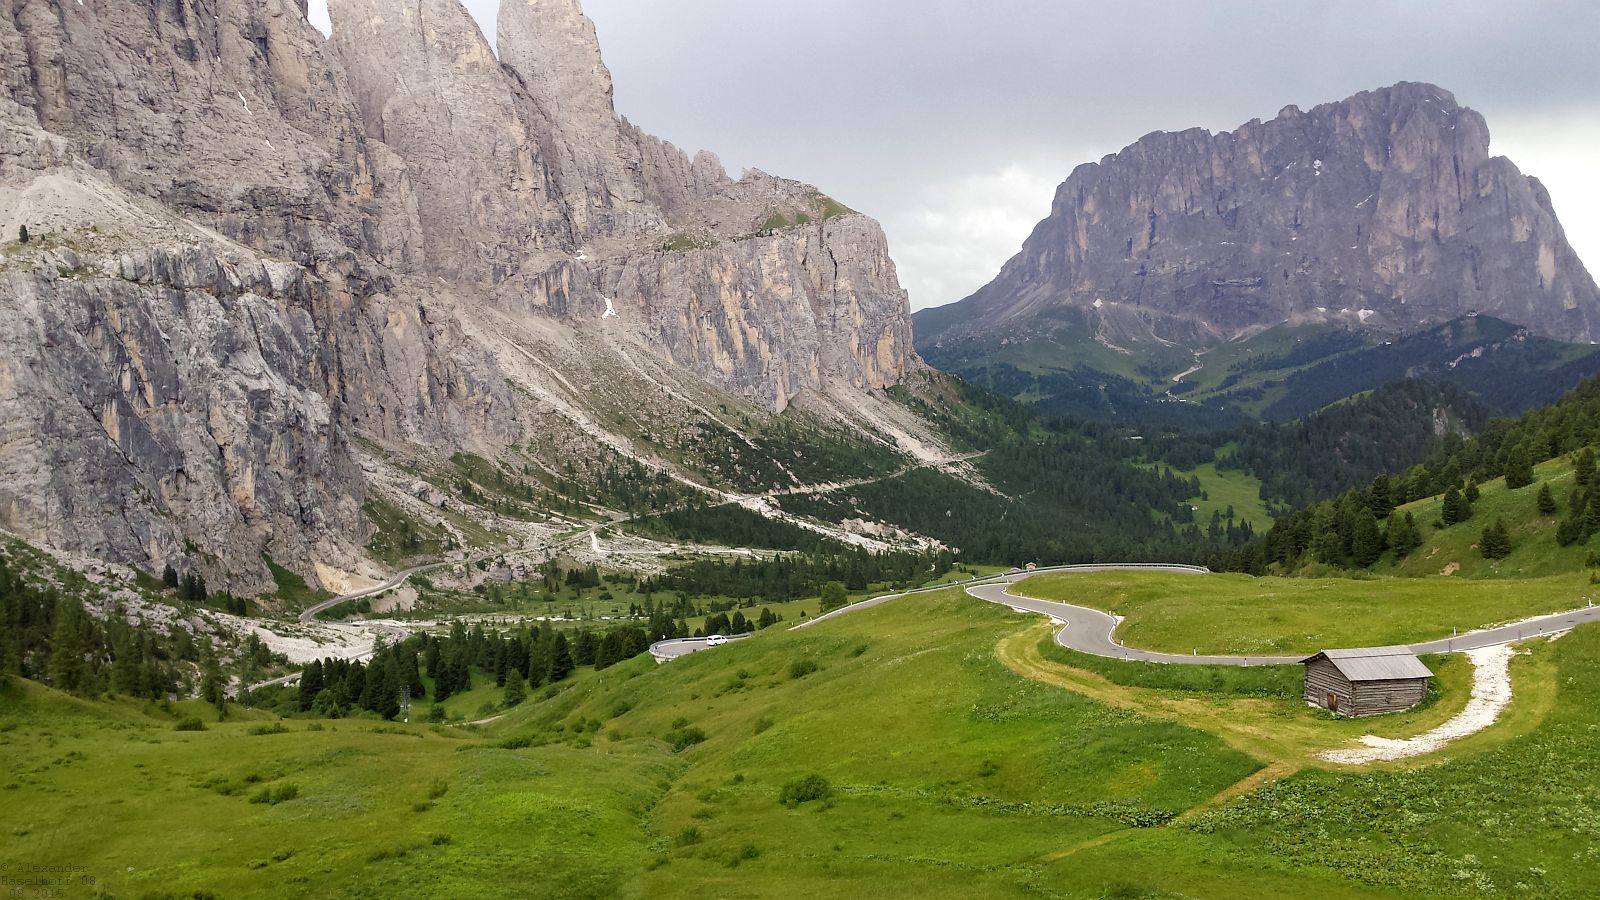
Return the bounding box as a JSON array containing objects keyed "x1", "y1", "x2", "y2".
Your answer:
[{"x1": 3, "y1": 576, "x2": 1596, "y2": 898}]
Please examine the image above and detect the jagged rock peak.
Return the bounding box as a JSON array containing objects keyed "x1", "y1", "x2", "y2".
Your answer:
[
  {"x1": 497, "y1": 0, "x2": 618, "y2": 126},
  {"x1": 920, "y1": 81, "x2": 1600, "y2": 347}
]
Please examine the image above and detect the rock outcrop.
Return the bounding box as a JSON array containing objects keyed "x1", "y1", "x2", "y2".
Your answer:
[
  {"x1": 918, "y1": 83, "x2": 1600, "y2": 349},
  {"x1": 0, "y1": 0, "x2": 920, "y2": 591}
]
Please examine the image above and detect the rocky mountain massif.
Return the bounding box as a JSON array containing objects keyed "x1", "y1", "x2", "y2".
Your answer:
[
  {"x1": 918, "y1": 82, "x2": 1600, "y2": 355},
  {"x1": 0, "y1": 0, "x2": 926, "y2": 593}
]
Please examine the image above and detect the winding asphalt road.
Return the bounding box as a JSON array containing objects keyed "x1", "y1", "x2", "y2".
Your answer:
[
  {"x1": 1407, "y1": 604, "x2": 1600, "y2": 653},
  {"x1": 967, "y1": 580, "x2": 1302, "y2": 666},
  {"x1": 648, "y1": 634, "x2": 754, "y2": 661},
  {"x1": 299, "y1": 563, "x2": 438, "y2": 623}
]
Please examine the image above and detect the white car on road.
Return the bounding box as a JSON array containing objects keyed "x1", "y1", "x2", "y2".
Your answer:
[{"x1": 706, "y1": 635, "x2": 729, "y2": 647}]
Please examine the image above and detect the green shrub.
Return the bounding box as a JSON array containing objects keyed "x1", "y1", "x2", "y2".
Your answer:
[
  {"x1": 788, "y1": 658, "x2": 819, "y2": 680},
  {"x1": 174, "y1": 716, "x2": 206, "y2": 732},
  {"x1": 665, "y1": 726, "x2": 707, "y2": 753},
  {"x1": 778, "y1": 774, "x2": 832, "y2": 808},
  {"x1": 249, "y1": 783, "x2": 299, "y2": 805},
  {"x1": 248, "y1": 722, "x2": 289, "y2": 736}
]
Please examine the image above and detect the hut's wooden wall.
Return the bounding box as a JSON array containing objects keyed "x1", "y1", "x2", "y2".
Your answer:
[
  {"x1": 1303, "y1": 658, "x2": 1355, "y2": 714},
  {"x1": 1350, "y1": 678, "x2": 1430, "y2": 716}
]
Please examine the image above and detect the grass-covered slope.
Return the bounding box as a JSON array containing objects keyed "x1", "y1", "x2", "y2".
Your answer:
[
  {"x1": 1238, "y1": 372, "x2": 1600, "y2": 576},
  {"x1": 1, "y1": 593, "x2": 1264, "y2": 898},
  {"x1": 1377, "y1": 455, "x2": 1594, "y2": 579}
]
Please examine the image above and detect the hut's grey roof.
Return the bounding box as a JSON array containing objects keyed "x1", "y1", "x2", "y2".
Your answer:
[{"x1": 1302, "y1": 646, "x2": 1433, "y2": 682}]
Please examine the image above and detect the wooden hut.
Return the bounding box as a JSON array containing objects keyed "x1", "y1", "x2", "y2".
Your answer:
[{"x1": 1301, "y1": 647, "x2": 1432, "y2": 717}]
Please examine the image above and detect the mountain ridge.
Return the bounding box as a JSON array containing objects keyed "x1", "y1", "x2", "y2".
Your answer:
[
  {"x1": 0, "y1": 0, "x2": 927, "y2": 593},
  {"x1": 917, "y1": 81, "x2": 1600, "y2": 353}
]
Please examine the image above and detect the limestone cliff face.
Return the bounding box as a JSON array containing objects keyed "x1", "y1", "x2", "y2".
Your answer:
[
  {"x1": 328, "y1": 0, "x2": 917, "y2": 410},
  {"x1": 0, "y1": 0, "x2": 919, "y2": 588},
  {"x1": 919, "y1": 83, "x2": 1600, "y2": 348}
]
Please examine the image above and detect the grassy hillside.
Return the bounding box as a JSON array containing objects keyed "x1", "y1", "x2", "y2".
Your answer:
[
  {"x1": 1, "y1": 593, "x2": 1264, "y2": 898},
  {"x1": 1379, "y1": 455, "x2": 1594, "y2": 579}
]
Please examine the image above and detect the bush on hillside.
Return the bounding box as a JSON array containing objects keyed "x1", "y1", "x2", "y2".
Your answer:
[{"x1": 778, "y1": 774, "x2": 832, "y2": 808}]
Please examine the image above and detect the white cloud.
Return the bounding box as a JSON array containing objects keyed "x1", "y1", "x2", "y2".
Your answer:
[
  {"x1": 880, "y1": 160, "x2": 1067, "y2": 311},
  {"x1": 1492, "y1": 111, "x2": 1600, "y2": 283}
]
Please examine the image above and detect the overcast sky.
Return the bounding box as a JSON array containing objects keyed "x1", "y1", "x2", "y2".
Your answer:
[{"x1": 310, "y1": 1, "x2": 1600, "y2": 312}]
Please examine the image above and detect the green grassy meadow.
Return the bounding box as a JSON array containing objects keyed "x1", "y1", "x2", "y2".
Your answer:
[
  {"x1": 0, "y1": 592, "x2": 1270, "y2": 898},
  {"x1": 1014, "y1": 570, "x2": 1590, "y2": 656},
  {"x1": 4, "y1": 578, "x2": 1595, "y2": 898},
  {"x1": 1152, "y1": 457, "x2": 1274, "y2": 531}
]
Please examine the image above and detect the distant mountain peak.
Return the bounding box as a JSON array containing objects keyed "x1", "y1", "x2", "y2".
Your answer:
[{"x1": 918, "y1": 81, "x2": 1600, "y2": 350}]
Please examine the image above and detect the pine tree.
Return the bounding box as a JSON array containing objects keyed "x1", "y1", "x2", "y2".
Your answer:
[
  {"x1": 299, "y1": 659, "x2": 324, "y2": 712},
  {"x1": 404, "y1": 649, "x2": 425, "y2": 699},
  {"x1": 572, "y1": 631, "x2": 597, "y2": 667},
  {"x1": 1538, "y1": 482, "x2": 1558, "y2": 516},
  {"x1": 1441, "y1": 487, "x2": 1469, "y2": 526},
  {"x1": 162, "y1": 564, "x2": 179, "y2": 590},
  {"x1": 1504, "y1": 446, "x2": 1536, "y2": 489},
  {"x1": 503, "y1": 668, "x2": 527, "y2": 707},
  {"x1": 1350, "y1": 513, "x2": 1385, "y2": 568},
  {"x1": 424, "y1": 637, "x2": 441, "y2": 679},
  {"x1": 48, "y1": 599, "x2": 87, "y2": 694},
  {"x1": 109, "y1": 626, "x2": 140, "y2": 696},
  {"x1": 1464, "y1": 479, "x2": 1481, "y2": 505},
  {"x1": 547, "y1": 633, "x2": 573, "y2": 683},
  {"x1": 0, "y1": 589, "x2": 17, "y2": 677},
  {"x1": 377, "y1": 656, "x2": 403, "y2": 720},
  {"x1": 1480, "y1": 519, "x2": 1513, "y2": 560},
  {"x1": 1576, "y1": 449, "x2": 1597, "y2": 489},
  {"x1": 1367, "y1": 474, "x2": 1395, "y2": 518},
  {"x1": 199, "y1": 641, "x2": 226, "y2": 717},
  {"x1": 17, "y1": 225, "x2": 28, "y2": 244}
]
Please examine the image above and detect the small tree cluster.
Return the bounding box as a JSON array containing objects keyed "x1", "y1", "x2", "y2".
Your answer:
[
  {"x1": 818, "y1": 581, "x2": 849, "y2": 613},
  {"x1": 1480, "y1": 519, "x2": 1514, "y2": 560},
  {"x1": 1441, "y1": 486, "x2": 1473, "y2": 526},
  {"x1": 1386, "y1": 512, "x2": 1424, "y2": 559}
]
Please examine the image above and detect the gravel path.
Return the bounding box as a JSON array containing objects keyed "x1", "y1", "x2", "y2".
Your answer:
[{"x1": 1320, "y1": 644, "x2": 1518, "y2": 764}]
